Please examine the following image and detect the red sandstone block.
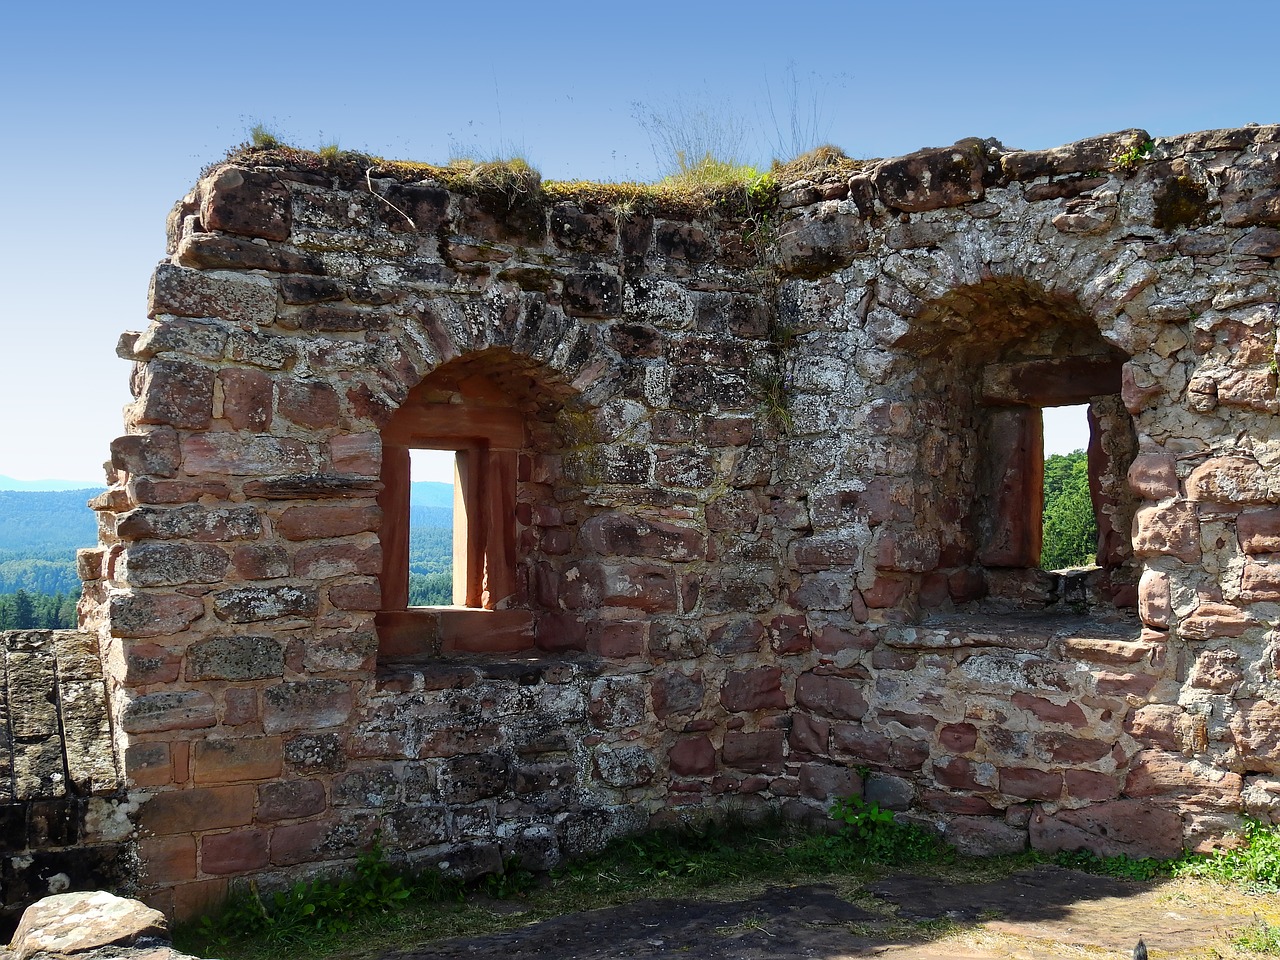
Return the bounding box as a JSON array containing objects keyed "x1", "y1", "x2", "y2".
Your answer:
[
  {"x1": 588, "y1": 621, "x2": 646, "y2": 658},
  {"x1": 219, "y1": 368, "x2": 273, "y2": 431},
  {"x1": 669, "y1": 737, "x2": 716, "y2": 776},
  {"x1": 121, "y1": 690, "x2": 217, "y2": 734},
  {"x1": 222, "y1": 688, "x2": 259, "y2": 727},
  {"x1": 794, "y1": 672, "x2": 867, "y2": 721},
  {"x1": 1242, "y1": 562, "x2": 1280, "y2": 602},
  {"x1": 294, "y1": 541, "x2": 381, "y2": 578},
  {"x1": 1124, "y1": 749, "x2": 1243, "y2": 801},
  {"x1": 1125, "y1": 704, "x2": 1183, "y2": 750},
  {"x1": 172, "y1": 878, "x2": 229, "y2": 924},
  {"x1": 720, "y1": 667, "x2": 787, "y2": 712},
  {"x1": 1127, "y1": 454, "x2": 1179, "y2": 499},
  {"x1": 1240, "y1": 508, "x2": 1280, "y2": 554},
  {"x1": 278, "y1": 379, "x2": 340, "y2": 428},
  {"x1": 329, "y1": 579, "x2": 382, "y2": 611},
  {"x1": 202, "y1": 828, "x2": 270, "y2": 875},
  {"x1": 270, "y1": 820, "x2": 329, "y2": 866},
  {"x1": 1180, "y1": 601, "x2": 1253, "y2": 639},
  {"x1": 938, "y1": 723, "x2": 978, "y2": 753},
  {"x1": 1131, "y1": 502, "x2": 1201, "y2": 562},
  {"x1": 275, "y1": 503, "x2": 381, "y2": 541},
  {"x1": 1186, "y1": 457, "x2": 1270, "y2": 505},
  {"x1": 999, "y1": 767, "x2": 1062, "y2": 801},
  {"x1": 1064, "y1": 769, "x2": 1121, "y2": 802},
  {"x1": 798, "y1": 762, "x2": 862, "y2": 801},
  {"x1": 137, "y1": 360, "x2": 216, "y2": 430},
  {"x1": 257, "y1": 779, "x2": 327, "y2": 822},
  {"x1": 597, "y1": 562, "x2": 678, "y2": 613},
  {"x1": 108, "y1": 592, "x2": 204, "y2": 640},
  {"x1": 789, "y1": 714, "x2": 830, "y2": 756},
  {"x1": 862, "y1": 576, "x2": 908, "y2": 608},
  {"x1": 722, "y1": 731, "x2": 785, "y2": 774},
  {"x1": 1011, "y1": 693, "x2": 1087, "y2": 728},
  {"x1": 125, "y1": 742, "x2": 173, "y2": 788},
  {"x1": 141, "y1": 785, "x2": 256, "y2": 835},
  {"x1": 120, "y1": 642, "x2": 182, "y2": 685},
  {"x1": 193, "y1": 737, "x2": 283, "y2": 784},
  {"x1": 232, "y1": 543, "x2": 291, "y2": 580},
  {"x1": 139, "y1": 835, "x2": 196, "y2": 884},
  {"x1": 1138, "y1": 569, "x2": 1171, "y2": 629},
  {"x1": 329, "y1": 433, "x2": 381, "y2": 477},
  {"x1": 933, "y1": 756, "x2": 983, "y2": 790},
  {"x1": 1034, "y1": 732, "x2": 1111, "y2": 764}
]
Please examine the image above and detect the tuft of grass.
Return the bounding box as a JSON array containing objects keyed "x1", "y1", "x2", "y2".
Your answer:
[
  {"x1": 1046, "y1": 847, "x2": 1172, "y2": 882},
  {"x1": 773, "y1": 144, "x2": 863, "y2": 184},
  {"x1": 249, "y1": 123, "x2": 284, "y2": 150}
]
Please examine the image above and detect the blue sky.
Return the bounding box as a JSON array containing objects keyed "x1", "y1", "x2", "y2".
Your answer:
[{"x1": 1, "y1": 0, "x2": 1274, "y2": 483}]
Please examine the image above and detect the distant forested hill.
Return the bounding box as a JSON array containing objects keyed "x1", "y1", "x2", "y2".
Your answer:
[{"x1": 0, "y1": 489, "x2": 103, "y2": 554}]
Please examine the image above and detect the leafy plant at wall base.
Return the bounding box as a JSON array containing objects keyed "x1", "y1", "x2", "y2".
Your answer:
[
  {"x1": 826, "y1": 797, "x2": 949, "y2": 865},
  {"x1": 1049, "y1": 848, "x2": 1169, "y2": 881},
  {"x1": 1174, "y1": 817, "x2": 1280, "y2": 890}
]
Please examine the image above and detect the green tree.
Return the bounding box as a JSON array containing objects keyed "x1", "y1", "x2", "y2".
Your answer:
[
  {"x1": 11, "y1": 589, "x2": 35, "y2": 629},
  {"x1": 1041, "y1": 451, "x2": 1098, "y2": 570}
]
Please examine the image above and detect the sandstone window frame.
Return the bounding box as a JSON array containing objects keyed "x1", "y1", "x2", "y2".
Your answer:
[
  {"x1": 376, "y1": 391, "x2": 532, "y2": 657},
  {"x1": 973, "y1": 354, "x2": 1137, "y2": 605}
]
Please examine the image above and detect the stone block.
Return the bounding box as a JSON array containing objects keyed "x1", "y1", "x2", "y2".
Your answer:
[
  {"x1": 720, "y1": 667, "x2": 787, "y2": 712},
  {"x1": 149, "y1": 263, "x2": 277, "y2": 324},
  {"x1": 115, "y1": 504, "x2": 261, "y2": 542},
  {"x1": 11, "y1": 891, "x2": 168, "y2": 960},
  {"x1": 874, "y1": 140, "x2": 990, "y2": 211},
  {"x1": 192, "y1": 737, "x2": 282, "y2": 784},
  {"x1": 564, "y1": 272, "x2": 622, "y2": 317},
  {"x1": 201, "y1": 829, "x2": 269, "y2": 875},
  {"x1": 794, "y1": 672, "x2": 867, "y2": 721},
  {"x1": 947, "y1": 817, "x2": 1027, "y2": 857},
  {"x1": 120, "y1": 543, "x2": 228, "y2": 587},
  {"x1": 651, "y1": 670, "x2": 704, "y2": 719},
  {"x1": 579, "y1": 513, "x2": 704, "y2": 561},
  {"x1": 213, "y1": 586, "x2": 319, "y2": 623},
  {"x1": 138, "y1": 835, "x2": 197, "y2": 885},
  {"x1": 219, "y1": 367, "x2": 273, "y2": 431},
  {"x1": 799, "y1": 762, "x2": 862, "y2": 801},
  {"x1": 669, "y1": 737, "x2": 716, "y2": 776},
  {"x1": 1180, "y1": 601, "x2": 1252, "y2": 639},
  {"x1": 1138, "y1": 569, "x2": 1171, "y2": 629},
  {"x1": 597, "y1": 562, "x2": 678, "y2": 613},
  {"x1": 181, "y1": 434, "x2": 316, "y2": 477},
  {"x1": 439, "y1": 755, "x2": 510, "y2": 804},
  {"x1": 257, "y1": 779, "x2": 327, "y2": 822},
  {"x1": 999, "y1": 767, "x2": 1062, "y2": 801},
  {"x1": 1242, "y1": 563, "x2": 1280, "y2": 602},
  {"x1": 263, "y1": 680, "x2": 352, "y2": 734},
  {"x1": 1185, "y1": 457, "x2": 1271, "y2": 505},
  {"x1": 1127, "y1": 454, "x2": 1179, "y2": 499},
  {"x1": 1131, "y1": 502, "x2": 1201, "y2": 561},
  {"x1": 1031, "y1": 799, "x2": 1184, "y2": 858},
  {"x1": 140, "y1": 785, "x2": 255, "y2": 835},
  {"x1": 1010, "y1": 693, "x2": 1087, "y2": 728},
  {"x1": 136, "y1": 360, "x2": 215, "y2": 430},
  {"x1": 120, "y1": 691, "x2": 216, "y2": 734},
  {"x1": 722, "y1": 731, "x2": 785, "y2": 774},
  {"x1": 594, "y1": 745, "x2": 656, "y2": 788}
]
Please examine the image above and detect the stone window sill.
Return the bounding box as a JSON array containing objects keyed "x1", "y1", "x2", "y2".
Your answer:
[{"x1": 375, "y1": 607, "x2": 534, "y2": 659}]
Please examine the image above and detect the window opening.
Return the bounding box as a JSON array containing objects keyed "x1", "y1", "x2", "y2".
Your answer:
[
  {"x1": 408, "y1": 449, "x2": 456, "y2": 606},
  {"x1": 1040, "y1": 404, "x2": 1098, "y2": 571}
]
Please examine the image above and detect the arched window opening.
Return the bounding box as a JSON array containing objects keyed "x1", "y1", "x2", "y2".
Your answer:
[{"x1": 895, "y1": 279, "x2": 1139, "y2": 617}]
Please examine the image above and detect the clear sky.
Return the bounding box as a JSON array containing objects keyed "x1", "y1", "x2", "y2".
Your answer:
[{"x1": 1, "y1": 0, "x2": 1273, "y2": 483}]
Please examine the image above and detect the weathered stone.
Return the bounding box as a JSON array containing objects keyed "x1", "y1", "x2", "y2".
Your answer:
[
  {"x1": 1185, "y1": 457, "x2": 1271, "y2": 505},
  {"x1": 213, "y1": 586, "x2": 318, "y2": 623},
  {"x1": 187, "y1": 635, "x2": 285, "y2": 681},
  {"x1": 11, "y1": 891, "x2": 167, "y2": 960},
  {"x1": 1029, "y1": 798, "x2": 1184, "y2": 858},
  {"x1": 874, "y1": 140, "x2": 990, "y2": 212},
  {"x1": 794, "y1": 673, "x2": 868, "y2": 721},
  {"x1": 720, "y1": 667, "x2": 786, "y2": 712},
  {"x1": 947, "y1": 817, "x2": 1027, "y2": 857},
  {"x1": 1131, "y1": 502, "x2": 1201, "y2": 561},
  {"x1": 263, "y1": 680, "x2": 352, "y2": 733}
]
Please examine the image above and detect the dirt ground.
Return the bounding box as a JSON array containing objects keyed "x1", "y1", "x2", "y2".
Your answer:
[{"x1": 395, "y1": 865, "x2": 1280, "y2": 960}]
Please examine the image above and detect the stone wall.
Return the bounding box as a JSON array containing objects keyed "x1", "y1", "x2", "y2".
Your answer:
[
  {"x1": 74, "y1": 124, "x2": 1280, "y2": 916},
  {"x1": 0, "y1": 631, "x2": 129, "y2": 932}
]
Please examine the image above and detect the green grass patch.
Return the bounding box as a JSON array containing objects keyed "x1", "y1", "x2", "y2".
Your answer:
[
  {"x1": 1173, "y1": 817, "x2": 1280, "y2": 891},
  {"x1": 1234, "y1": 920, "x2": 1280, "y2": 953}
]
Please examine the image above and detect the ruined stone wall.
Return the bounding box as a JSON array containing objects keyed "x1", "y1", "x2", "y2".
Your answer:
[
  {"x1": 0, "y1": 631, "x2": 129, "y2": 932},
  {"x1": 77, "y1": 124, "x2": 1280, "y2": 916}
]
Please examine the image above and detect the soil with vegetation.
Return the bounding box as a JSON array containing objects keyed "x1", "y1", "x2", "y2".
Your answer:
[{"x1": 178, "y1": 806, "x2": 1280, "y2": 960}]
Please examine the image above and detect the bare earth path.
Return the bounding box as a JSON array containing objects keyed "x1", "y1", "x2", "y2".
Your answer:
[{"x1": 393, "y1": 866, "x2": 1275, "y2": 960}]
